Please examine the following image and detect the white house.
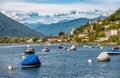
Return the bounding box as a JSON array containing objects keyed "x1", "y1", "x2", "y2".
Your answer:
[
  {"x1": 105, "y1": 29, "x2": 118, "y2": 37},
  {"x1": 79, "y1": 33, "x2": 87, "y2": 38},
  {"x1": 27, "y1": 38, "x2": 34, "y2": 43},
  {"x1": 70, "y1": 28, "x2": 75, "y2": 35},
  {"x1": 97, "y1": 37, "x2": 108, "y2": 42}
]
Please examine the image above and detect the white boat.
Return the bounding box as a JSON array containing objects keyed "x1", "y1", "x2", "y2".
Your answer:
[
  {"x1": 70, "y1": 45, "x2": 76, "y2": 50},
  {"x1": 43, "y1": 47, "x2": 50, "y2": 52},
  {"x1": 25, "y1": 48, "x2": 35, "y2": 55},
  {"x1": 97, "y1": 52, "x2": 111, "y2": 62}
]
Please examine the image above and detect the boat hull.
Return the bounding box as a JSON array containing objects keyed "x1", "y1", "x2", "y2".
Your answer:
[
  {"x1": 105, "y1": 50, "x2": 120, "y2": 56},
  {"x1": 107, "y1": 53, "x2": 120, "y2": 56},
  {"x1": 58, "y1": 46, "x2": 64, "y2": 49},
  {"x1": 43, "y1": 49, "x2": 50, "y2": 52},
  {"x1": 22, "y1": 64, "x2": 41, "y2": 68}
]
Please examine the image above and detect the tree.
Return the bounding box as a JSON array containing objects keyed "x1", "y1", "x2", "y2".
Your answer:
[
  {"x1": 41, "y1": 38, "x2": 47, "y2": 42},
  {"x1": 49, "y1": 33, "x2": 53, "y2": 38},
  {"x1": 88, "y1": 35, "x2": 96, "y2": 42},
  {"x1": 74, "y1": 36, "x2": 82, "y2": 44},
  {"x1": 98, "y1": 31, "x2": 105, "y2": 37},
  {"x1": 58, "y1": 31, "x2": 65, "y2": 37},
  {"x1": 108, "y1": 35, "x2": 119, "y2": 42}
]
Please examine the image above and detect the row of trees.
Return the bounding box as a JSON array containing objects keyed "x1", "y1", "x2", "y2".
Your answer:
[{"x1": 0, "y1": 37, "x2": 38, "y2": 43}]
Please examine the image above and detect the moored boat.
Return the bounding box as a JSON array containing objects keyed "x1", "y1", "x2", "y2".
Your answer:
[
  {"x1": 97, "y1": 52, "x2": 111, "y2": 62},
  {"x1": 112, "y1": 46, "x2": 119, "y2": 50},
  {"x1": 105, "y1": 49, "x2": 120, "y2": 56},
  {"x1": 57, "y1": 44, "x2": 64, "y2": 49},
  {"x1": 43, "y1": 47, "x2": 50, "y2": 52},
  {"x1": 58, "y1": 46, "x2": 63, "y2": 49},
  {"x1": 70, "y1": 45, "x2": 76, "y2": 50},
  {"x1": 21, "y1": 54, "x2": 41, "y2": 68},
  {"x1": 25, "y1": 48, "x2": 35, "y2": 55}
]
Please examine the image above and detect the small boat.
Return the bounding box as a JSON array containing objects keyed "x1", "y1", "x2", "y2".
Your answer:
[
  {"x1": 105, "y1": 50, "x2": 120, "y2": 56},
  {"x1": 83, "y1": 45, "x2": 92, "y2": 48},
  {"x1": 70, "y1": 45, "x2": 76, "y2": 50},
  {"x1": 21, "y1": 54, "x2": 41, "y2": 68},
  {"x1": 112, "y1": 46, "x2": 119, "y2": 50},
  {"x1": 25, "y1": 48, "x2": 35, "y2": 55},
  {"x1": 57, "y1": 44, "x2": 64, "y2": 49},
  {"x1": 97, "y1": 52, "x2": 111, "y2": 62},
  {"x1": 43, "y1": 47, "x2": 50, "y2": 52},
  {"x1": 91, "y1": 43, "x2": 99, "y2": 48},
  {"x1": 83, "y1": 45, "x2": 88, "y2": 48},
  {"x1": 106, "y1": 46, "x2": 120, "y2": 55},
  {"x1": 58, "y1": 46, "x2": 64, "y2": 49}
]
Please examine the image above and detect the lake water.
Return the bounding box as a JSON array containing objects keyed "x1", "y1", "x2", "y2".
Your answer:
[{"x1": 0, "y1": 44, "x2": 120, "y2": 78}]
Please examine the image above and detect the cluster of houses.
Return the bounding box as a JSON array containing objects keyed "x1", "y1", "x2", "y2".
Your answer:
[
  {"x1": 70, "y1": 18, "x2": 120, "y2": 43},
  {"x1": 26, "y1": 18, "x2": 120, "y2": 44}
]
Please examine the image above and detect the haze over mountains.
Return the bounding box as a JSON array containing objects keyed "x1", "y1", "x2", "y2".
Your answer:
[
  {"x1": 0, "y1": 12, "x2": 45, "y2": 38},
  {"x1": 24, "y1": 16, "x2": 106, "y2": 36}
]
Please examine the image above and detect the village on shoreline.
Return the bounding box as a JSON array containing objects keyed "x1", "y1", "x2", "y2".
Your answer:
[{"x1": 0, "y1": 9, "x2": 120, "y2": 47}]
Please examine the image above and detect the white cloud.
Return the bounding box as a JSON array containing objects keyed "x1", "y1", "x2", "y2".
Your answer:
[
  {"x1": 1, "y1": 2, "x2": 115, "y2": 14},
  {"x1": 0, "y1": 1, "x2": 119, "y2": 24},
  {"x1": 1, "y1": 10, "x2": 30, "y2": 21}
]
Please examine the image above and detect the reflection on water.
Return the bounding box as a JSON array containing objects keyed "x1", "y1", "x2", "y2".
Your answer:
[{"x1": 0, "y1": 44, "x2": 120, "y2": 78}]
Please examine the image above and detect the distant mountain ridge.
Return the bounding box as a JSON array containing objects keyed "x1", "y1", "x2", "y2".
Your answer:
[
  {"x1": 0, "y1": 12, "x2": 45, "y2": 38},
  {"x1": 24, "y1": 16, "x2": 106, "y2": 36}
]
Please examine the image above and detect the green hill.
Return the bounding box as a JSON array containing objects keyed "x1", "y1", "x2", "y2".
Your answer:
[
  {"x1": 70, "y1": 9, "x2": 120, "y2": 45},
  {"x1": 0, "y1": 12, "x2": 45, "y2": 38},
  {"x1": 105, "y1": 9, "x2": 120, "y2": 22}
]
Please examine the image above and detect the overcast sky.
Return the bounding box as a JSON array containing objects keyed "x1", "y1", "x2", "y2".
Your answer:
[{"x1": 0, "y1": 0, "x2": 120, "y2": 24}]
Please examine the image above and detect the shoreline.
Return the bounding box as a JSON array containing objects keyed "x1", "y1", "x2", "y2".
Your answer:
[{"x1": 0, "y1": 42, "x2": 119, "y2": 47}]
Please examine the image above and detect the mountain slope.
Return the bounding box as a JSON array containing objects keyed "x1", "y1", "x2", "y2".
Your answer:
[
  {"x1": 72, "y1": 9, "x2": 120, "y2": 44},
  {"x1": 0, "y1": 12, "x2": 45, "y2": 38},
  {"x1": 24, "y1": 17, "x2": 104, "y2": 36},
  {"x1": 105, "y1": 9, "x2": 120, "y2": 22}
]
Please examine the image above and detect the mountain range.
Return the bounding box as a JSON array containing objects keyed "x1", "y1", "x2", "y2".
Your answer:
[
  {"x1": 0, "y1": 12, "x2": 45, "y2": 38},
  {"x1": 24, "y1": 16, "x2": 106, "y2": 36}
]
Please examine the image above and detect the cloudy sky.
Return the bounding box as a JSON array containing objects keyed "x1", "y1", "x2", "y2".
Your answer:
[{"x1": 0, "y1": 0, "x2": 120, "y2": 24}]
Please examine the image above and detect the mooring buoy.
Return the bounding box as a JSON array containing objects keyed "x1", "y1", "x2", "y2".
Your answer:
[
  {"x1": 8, "y1": 65, "x2": 13, "y2": 71},
  {"x1": 88, "y1": 59, "x2": 92, "y2": 63}
]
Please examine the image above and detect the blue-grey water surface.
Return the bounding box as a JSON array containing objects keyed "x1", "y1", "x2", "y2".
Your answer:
[{"x1": 0, "y1": 44, "x2": 120, "y2": 78}]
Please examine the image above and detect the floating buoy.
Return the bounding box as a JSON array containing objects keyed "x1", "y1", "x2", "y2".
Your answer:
[
  {"x1": 88, "y1": 59, "x2": 92, "y2": 63},
  {"x1": 22, "y1": 55, "x2": 25, "y2": 59},
  {"x1": 8, "y1": 65, "x2": 13, "y2": 71},
  {"x1": 97, "y1": 52, "x2": 111, "y2": 62}
]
